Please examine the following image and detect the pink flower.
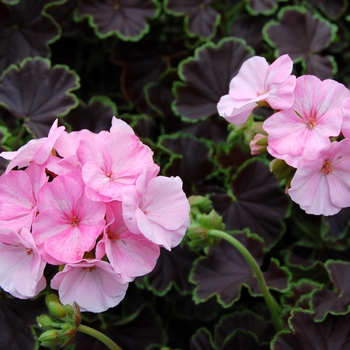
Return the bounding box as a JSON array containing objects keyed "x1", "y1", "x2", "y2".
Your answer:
[
  {"x1": 51, "y1": 259, "x2": 128, "y2": 312},
  {"x1": 122, "y1": 168, "x2": 190, "y2": 250},
  {"x1": 288, "y1": 139, "x2": 350, "y2": 215},
  {"x1": 217, "y1": 55, "x2": 296, "y2": 125},
  {"x1": 96, "y1": 201, "x2": 160, "y2": 280},
  {"x1": 0, "y1": 163, "x2": 48, "y2": 231},
  {"x1": 0, "y1": 228, "x2": 46, "y2": 299},
  {"x1": 0, "y1": 119, "x2": 64, "y2": 172},
  {"x1": 249, "y1": 134, "x2": 267, "y2": 155},
  {"x1": 77, "y1": 127, "x2": 154, "y2": 202},
  {"x1": 264, "y1": 76, "x2": 349, "y2": 167},
  {"x1": 32, "y1": 172, "x2": 106, "y2": 263}
]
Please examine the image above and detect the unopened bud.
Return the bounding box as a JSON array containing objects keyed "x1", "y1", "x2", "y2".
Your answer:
[
  {"x1": 249, "y1": 134, "x2": 267, "y2": 155},
  {"x1": 188, "y1": 195, "x2": 212, "y2": 216},
  {"x1": 36, "y1": 314, "x2": 54, "y2": 329},
  {"x1": 38, "y1": 329, "x2": 61, "y2": 347},
  {"x1": 269, "y1": 158, "x2": 295, "y2": 181}
]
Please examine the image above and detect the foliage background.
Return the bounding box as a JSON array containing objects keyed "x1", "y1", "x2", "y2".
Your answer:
[{"x1": 1, "y1": 0, "x2": 350, "y2": 349}]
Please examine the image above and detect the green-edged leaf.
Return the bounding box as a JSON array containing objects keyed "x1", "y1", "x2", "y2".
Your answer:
[
  {"x1": 308, "y1": 0, "x2": 348, "y2": 20},
  {"x1": 75, "y1": 0, "x2": 160, "y2": 41},
  {"x1": 64, "y1": 95, "x2": 117, "y2": 132},
  {"x1": 0, "y1": 0, "x2": 62, "y2": 73},
  {"x1": 190, "y1": 231, "x2": 290, "y2": 307},
  {"x1": 263, "y1": 6, "x2": 338, "y2": 79},
  {"x1": 173, "y1": 37, "x2": 253, "y2": 121},
  {"x1": 0, "y1": 57, "x2": 79, "y2": 137},
  {"x1": 272, "y1": 309, "x2": 350, "y2": 349},
  {"x1": 311, "y1": 260, "x2": 350, "y2": 321},
  {"x1": 222, "y1": 329, "x2": 260, "y2": 350},
  {"x1": 160, "y1": 134, "x2": 215, "y2": 196},
  {"x1": 211, "y1": 160, "x2": 290, "y2": 249},
  {"x1": 214, "y1": 310, "x2": 275, "y2": 349},
  {"x1": 165, "y1": 0, "x2": 220, "y2": 39},
  {"x1": 141, "y1": 245, "x2": 199, "y2": 296},
  {"x1": 245, "y1": 0, "x2": 281, "y2": 16},
  {"x1": 190, "y1": 327, "x2": 216, "y2": 350}
]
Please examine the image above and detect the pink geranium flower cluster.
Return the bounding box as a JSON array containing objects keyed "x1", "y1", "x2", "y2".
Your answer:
[
  {"x1": 0, "y1": 117, "x2": 190, "y2": 312},
  {"x1": 217, "y1": 55, "x2": 350, "y2": 216}
]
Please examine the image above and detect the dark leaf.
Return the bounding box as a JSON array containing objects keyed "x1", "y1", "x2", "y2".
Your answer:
[
  {"x1": 308, "y1": 0, "x2": 348, "y2": 20},
  {"x1": 142, "y1": 245, "x2": 199, "y2": 296},
  {"x1": 0, "y1": 1, "x2": 61, "y2": 73},
  {"x1": 0, "y1": 57, "x2": 79, "y2": 137},
  {"x1": 160, "y1": 134, "x2": 215, "y2": 196},
  {"x1": 246, "y1": 0, "x2": 278, "y2": 15},
  {"x1": 165, "y1": 0, "x2": 220, "y2": 38},
  {"x1": 272, "y1": 310, "x2": 350, "y2": 350},
  {"x1": 322, "y1": 207, "x2": 350, "y2": 241},
  {"x1": 263, "y1": 6, "x2": 337, "y2": 79},
  {"x1": 76, "y1": 0, "x2": 160, "y2": 40},
  {"x1": 190, "y1": 327, "x2": 215, "y2": 350},
  {"x1": 211, "y1": 160, "x2": 290, "y2": 249},
  {"x1": 312, "y1": 260, "x2": 350, "y2": 321},
  {"x1": 64, "y1": 96, "x2": 117, "y2": 132},
  {"x1": 173, "y1": 37, "x2": 253, "y2": 121},
  {"x1": 222, "y1": 329, "x2": 260, "y2": 350},
  {"x1": 0, "y1": 293, "x2": 46, "y2": 350},
  {"x1": 214, "y1": 310, "x2": 275, "y2": 349},
  {"x1": 190, "y1": 231, "x2": 290, "y2": 307}
]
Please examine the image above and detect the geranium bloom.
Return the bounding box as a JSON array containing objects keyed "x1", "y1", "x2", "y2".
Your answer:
[
  {"x1": 264, "y1": 76, "x2": 350, "y2": 167},
  {"x1": 32, "y1": 172, "x2": 106, "y2": 263},
  {"x1": 0, "y1": 163, "x2": 47, "y2": 231},
  {"x1": 96, "y1": 201, "x2": 160, "y2": 280},
  {"x1": 0, "y1": 119, "x2": 64, "y2": 172},
  {"x1": 122, "y1": 167, "x2": 190, "y2": 250},
  {"x1": 288, "y1": 139, "x2": 350, "y2": 215},
  {"x1": 77, "y1": 127, "x2": 154, "y2": 202},
  {"x1": 217, "y1": 54, "x2": 296, "y2": 125},
  {"x1": 51, "y1": 259, "x2": 129, "y2": 313},
  {"x1": 0, "y1": 228, "x2": 46, "y2": 299}
]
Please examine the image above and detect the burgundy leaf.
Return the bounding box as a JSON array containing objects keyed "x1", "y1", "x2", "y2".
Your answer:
[
  {"x1": 211, "y1": 160, "x2": 289, "y2": 249},
  {"x1": 160, "y1": 134, "x2": 214, "y2": 196},
  {"x1": 165, "y1": 0, "x2": 220, "y2": 38},
  {"x1": 173, "y1": 38, "x2": 253, "y2": 121},
  {"x1": 0, "y1": 57, "x2": 79, "y2": 137},
  {"x1": 190, "y1": 327, "x2": 215, "y2": 350},
  {"x1": 308, "y1": 0, "x2": 348, "y2": 20},
  {"x1": 76, "y1": 0, "x2": 159, "y2": 40},
  {"x1": 215, "y1": 310, "x2": 275, "y2": 349},
  {"x1": 322, "y1": 207, "x2": 350, "y2": 240},
  {"x1": 191, "y1": 232, "x2": 290, "y2": 307},
  {"x1": 64, "y1": 96, "x2": 117, "y2": 132},
  {"x1": 0, "y1": 1, "x2": 60, "y2": 73},
  {"x1": 222, "y1": 330, "x2": 260, "y2": 350},
  {"x1": 263, "y1": 7, "x2": 337, "y2": 79},
  {"x1": 142, "y1": 245, "x2": 198, "y2": 295},
  {"x1": 246, "y1": 0, "x2": 278, "y2": 15},
  {"x1": 312, "y1": 261, "x2": 350, "y2": 321},
  {"x1": 272, "y1": 310, "x2": 350, "y2": 350}
]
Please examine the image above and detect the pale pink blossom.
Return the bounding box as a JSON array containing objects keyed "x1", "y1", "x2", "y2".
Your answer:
[
  {"x1": 249, "y1": 134, "x2": 267, "y2": 155},
  {"x1": 264, "y1": 76, "x2": 349, "y2": 167},
  {"x1": 341, "y1": 97, "x2": 350, "y2": 138},
  {"x1": 0, "y1": 119, "x2": 65, "y2": 172},
  {"x1": 0, "y1": 228, "x2": 46, "y2": 299},
  {"x1": 77, "y1": 127, "x2": 154, "y2": 202},
  {"x1": 0, "y1": 163, "x2": 48, "y2": 231},
  {"x1": 32, "y1": 171, "x2": 106, "y2": 263},
  {"x1": 51, "y1": 259, "x2": 128, "y2": 312},
  {"x1": 217, "y1": 55, "x2": 296, "y2": 125},
  {"x1": 288, "y1": 139, "x2": 350, "y2": 215},
  {"x1": 96, "y1": 201, "x2": 160, "y2": 281},
  {"x1": 122, "y1": 168, "x2": 190, "y2": 250}
]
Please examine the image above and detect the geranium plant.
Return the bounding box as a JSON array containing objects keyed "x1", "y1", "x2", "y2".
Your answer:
[{"x1": 2, "y1": 0, "x2": 350, "y2": 349}]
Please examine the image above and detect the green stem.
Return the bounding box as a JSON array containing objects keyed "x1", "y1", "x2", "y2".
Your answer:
[
  {"x1": 77, "y1": 324, "x2": 122, "y2": 350},
  {"x1": 209, "y1": 229, "x2": 282, "y2": 331}
]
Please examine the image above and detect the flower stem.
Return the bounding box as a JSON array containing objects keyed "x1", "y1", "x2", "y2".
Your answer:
[
  {"x1": 208, "y1": 229, "x2": 282, "y2": 331},
  {"x1": 77, "y1": 324, "x2": 122, "y2": 350}
]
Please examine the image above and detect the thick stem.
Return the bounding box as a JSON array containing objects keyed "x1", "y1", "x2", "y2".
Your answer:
[
  {"x1": 77, "y1": 324, "x2": 122, "y2": 350},
  {"x1": 209, "y1": 229, "x2": 282, "y2": 331}
]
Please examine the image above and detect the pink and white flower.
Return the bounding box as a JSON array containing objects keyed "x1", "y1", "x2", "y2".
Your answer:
[
  {"x1": 0, "y1": 228, "x2": 46, "y2": 299},
  {"x1": 288, "y1": 139, "x2": 350, "y2": 215},
  {"x1": 51, "y1": 259, "x2": 128, "y2": 313},
  {"x1": 217, "y1": 54, "x2": 296, "y2": 125},
  {"x1": 122, "y1": 167, "x2": 190, "y2": 250},
  {"x1": 32, "y1": 172, "x2": 106, "y2": 263}
]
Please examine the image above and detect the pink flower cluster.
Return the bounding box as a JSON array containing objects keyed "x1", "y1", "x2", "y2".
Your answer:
[
  {"x1": 0, "y1": 117, "x2": 190, "y2": 312},
  {"x1": 217, "y1": 55, "x2": 350, "y2": 216}
]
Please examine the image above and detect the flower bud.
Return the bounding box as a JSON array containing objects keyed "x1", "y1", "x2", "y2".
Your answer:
[
  {"x1": 269, "y1": 158, "x2": 295, "y2": 181},
  {"x1": 48, "y1": 301, "x2": 67, "y2": 319},
  {"x1": 188, "y1": 195, "x2": 212, "y2": 216},
  {"x1": 36, "y1": 314, "x2": 54, "y2": 329},
  {"x1": 38, "y1": 329, "x2": 61, "y2": 347},
  {"x1": 249, "y1": 134, "x2": 267, "y2": 155}
]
